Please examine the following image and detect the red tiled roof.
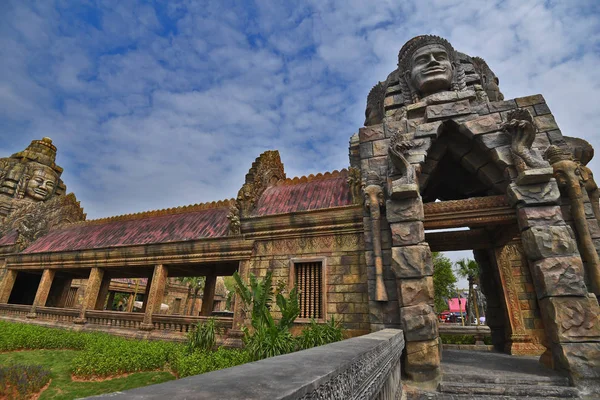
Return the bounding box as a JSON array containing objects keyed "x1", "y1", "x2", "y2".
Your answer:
[
  {"x1": 23, "y1": 202, "x2": 232, "y2": 254},
  {"x1": 0, "y1": 230, "x2": 17, "y2": 247},
  {"x1": 250, "y1": 169, "x2": 352, "y2": 216}
]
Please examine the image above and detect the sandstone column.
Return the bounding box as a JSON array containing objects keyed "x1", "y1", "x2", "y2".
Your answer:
[
  {"x1": 94, "y1": 275, "x2": 111, "y2": 310},
  {"x1": 27, "y1": 269, "x2": 55, "y2": 318},
  {"x1": 74, "y1": 268, "x2": 104, "y2": 324},
  {"x1": 55, "y1": 278, "x2": 73, "y2": 308},
  {"x1": 105, "y1": 291, "x2": 116, "y2": 311},
  {"x1": 140, "y1": 274, "x2": 153, "y2": 313},
  {"x1": 140, "y1": 264, "x2": 168, "y2": 331},
  {"x1": 0, "y1": 270, "x2": 17, "y2": 303},
  {"x1": 200, "y1": 273, "x2": 217, "y2": 317}
]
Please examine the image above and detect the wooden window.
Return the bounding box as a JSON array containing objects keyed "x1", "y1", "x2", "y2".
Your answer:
[{"x1": 294, "y1": 261, "x2": 324, "y2": 320}]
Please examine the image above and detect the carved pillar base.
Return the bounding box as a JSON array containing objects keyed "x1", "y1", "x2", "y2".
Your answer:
[
  {"x1": 140, "y1": 264, "x2": 168, "y2": 330},
  {"x1": 0, "y1": 269, "x2": 17, "y2": 303}
]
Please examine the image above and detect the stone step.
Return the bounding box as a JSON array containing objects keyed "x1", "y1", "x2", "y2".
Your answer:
[
  {"x1": 442, "y1": 372, "x2": 570, "y2": 387},
  {"x1": 438, "y1": 382, "x2": 580, "y2": 398},
  {"x1": 425, "y1": 395, "x2": 578, "y2": 400}
]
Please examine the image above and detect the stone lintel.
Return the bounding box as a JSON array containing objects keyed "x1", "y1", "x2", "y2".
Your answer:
[{"x1": 425, "y1": 100, "x2": 472, "y2": 122}]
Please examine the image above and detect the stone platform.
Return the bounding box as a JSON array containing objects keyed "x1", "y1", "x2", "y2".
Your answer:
[{"x1": 406, "y1": 349, "x2": 582, "y2": 399}]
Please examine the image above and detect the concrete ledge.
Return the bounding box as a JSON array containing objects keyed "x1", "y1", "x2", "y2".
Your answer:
[{"x1": 88, "y1": 329, "x2": 405, "y2": 400}]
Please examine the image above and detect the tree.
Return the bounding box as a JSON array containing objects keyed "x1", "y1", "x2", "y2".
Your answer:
[
  {"x1": 455, "y1": 258, "x2": 480, "y2": 325},
  {"x1": 178, "y1": 277, "x2": 205, "y2": 316},
  {"x1": 432, "y1": 252, "x2": 457, "y2": 313}
]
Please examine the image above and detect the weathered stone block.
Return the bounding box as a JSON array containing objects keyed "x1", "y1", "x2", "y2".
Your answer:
[
  {"x1": 405, "y1": 339, "x2": 441, "y2": 382},
  {"x1": 517, "y1": 206, "x2": 565, "y2": 230},
  {"x1": 456, "y1": 87, "x2": 477, "y2": 100},
  {"x1": 372, "y1": 139, "x2": 390, "y2": 157},
  {"x1": 425, "y1": 100, "x2": 472, "y2": 121},
  {"x1": 406, "y1": 101, "x2": 427, "y2": 119},
  {"x1": 532, "y1": 132, "x2": 551, "y2": 149},
  {"x1": 489, "y1": 99, "x2": 517, "y2": 112},
  {"x1": 391, "y1": 244, "x2": 433, "y2": 278},
  {"x1": 358, "y1": 125, "x2": 384, "y2": 142},
  {"x1": 386, "y1": 198, "x2": 424, "y2": 223},
  {"x1": 461, "y1": 149, "x2": 489, "y2": 172},
  {"x1": 389, "y1": 180, "x2": 419, "y2": 200},
  {"x1": 460, "y1": 114, "x2": 502, "y2": 138},
  {"x1": 398, "y1": 276, "x2": 434, "y2": 307},
  {"x1": 515, "y1": 167, "x2": 554, "y2": 185},
  {"x1": 533, "y1": 103, "x2": 551, "y2": 116},
  {"x1": 521, "y1": 225, "x2": 578, "y2": 260},
  {"x1": 534, "y1": 115, "x2": 559, "y2": 131},
  {"x1": 401, "y1": 304, "x2": 438, "y2": 341},
  {"x1": 490, "y1": 145, "x2": 514, "y2": 168},
  {"x1": 532, "y1": 256, "x2": 587, "y2": 299},
  {"x1": 359, "y1": 142, "x2": 373, "y2": 159},
  {"x1": 425, "y1": 91, "x2": 458, "y2": 104},
  {"x1": 540, "y1": 296, "x2": 600, "y2": 343},
  {"x1": 506, "y1": 179, "x2": 560, "y2": 206},
  {"x1": 383, "y1": 119, "x2": 408, "y2": 138},
  {"x1": 515, "y1": 94, "x2": 545, "y2": 107},
  {"x1": 477, "y1": 163, "x2": 504, "y2": 185},
  {"x1": 414, "y1": 121, "x2": 442, "y2": 138},
  {"x1": 552, "y1": 342, "x2": 600, "y2": 394},
  {"x1": 390, "y1": 221, "x2": 424, "y2": 246},
  {"x1": 478, "y1": 131, "x2": 511, "y2": 149}
]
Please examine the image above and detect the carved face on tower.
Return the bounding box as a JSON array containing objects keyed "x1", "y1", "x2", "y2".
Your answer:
[
  {"x1": 409, "y1": 44, "x2": 454, "y2": 98},
  {"x1": 25, "y1": 166, "x2": 57, "y2": 201}
]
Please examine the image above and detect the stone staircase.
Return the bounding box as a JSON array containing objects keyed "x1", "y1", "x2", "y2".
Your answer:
[{"x1": 405, "y1": 349, "x2": 581, "y2": 399}]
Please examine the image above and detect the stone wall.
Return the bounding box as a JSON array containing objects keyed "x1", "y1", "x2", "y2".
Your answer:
[
  {"x1": 242, "y1": 232, "x2": 370, "y2": 337},
  {"x1": 87, "y1": 329, "x2": 405, "y2": 400}
]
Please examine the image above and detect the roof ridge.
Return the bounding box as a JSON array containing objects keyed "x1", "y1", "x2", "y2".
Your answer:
[
  {"x1": 277, "y1": 168, "x2": 348, "y2": 186},
  {"x1": 77, "y1": 199, "x2": 235, "y2": 225}
]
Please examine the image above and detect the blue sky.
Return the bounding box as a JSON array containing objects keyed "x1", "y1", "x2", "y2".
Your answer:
[{"x1": 1, "y1": 0, "x2": 600, "y2": 276}]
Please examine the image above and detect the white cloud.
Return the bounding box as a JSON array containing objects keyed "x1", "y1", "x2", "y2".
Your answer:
[{"x1": 0, "y1": 0, "x2": 599, "y2": 222}]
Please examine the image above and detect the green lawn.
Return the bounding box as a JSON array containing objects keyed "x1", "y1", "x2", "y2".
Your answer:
[{"x1": 0, "y1": 349, "x2": 175, "y2": 400}]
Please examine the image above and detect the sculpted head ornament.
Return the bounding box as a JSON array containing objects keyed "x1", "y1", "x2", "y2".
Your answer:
[
  {"x1": 397, "y1": 35, "x2": 465, "y2": 104},
  {"x1": 24, "y1": 165, "x2": 58, "y2": 201}
]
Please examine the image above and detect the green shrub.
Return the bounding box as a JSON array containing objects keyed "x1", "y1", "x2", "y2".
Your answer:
[
  {"x1": 171, "y1": 347, "x2": 250, "y2": 378},
  {"x1": 244, "y1": 324, "x2": 296, "y2": 361},
  {"x1": 0, "y1": 321, "x2": 94, "y2": 351},
  {"x1": 71, "y1": 336, "x2": 181, "y2": 378},
  {"x1": 187, "y1": 318, "x2": 216, "y2": 353},
  {"x1": 440, "y1": 334, "x2": 476, "y2": 345},
  {"x1": 297, "y1": 317, "x2": 343, "y2": 350},
  {"x1": 0, "y1": 363, "x2": 51, "y2": 400}
]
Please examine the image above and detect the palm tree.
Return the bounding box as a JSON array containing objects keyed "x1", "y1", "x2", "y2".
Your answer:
[
  {"x1": 455, "y1": 259, "x2": 480, "y2": 326},
  {"x1": 178, "y1": 277, "x2": 205, "y2": 316}
]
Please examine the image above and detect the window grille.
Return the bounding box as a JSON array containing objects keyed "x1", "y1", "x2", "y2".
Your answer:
[{"x1": 295, "y1": 261, "x2": 323, "y2": 319}]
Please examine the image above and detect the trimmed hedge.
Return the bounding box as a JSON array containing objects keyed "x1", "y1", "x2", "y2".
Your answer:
[
  {"x1": 0, "y1": 320, "x2": 94, "y2": 351},
  {"x1": 441, "y1": 333, "x2": 492, "y2": 345},
  {"x1": 170, "y1": 347, "x2": 251, "y2": 378}
]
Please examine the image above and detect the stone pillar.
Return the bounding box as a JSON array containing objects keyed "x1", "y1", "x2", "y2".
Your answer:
[
  {"x1": 510, "y1": 178, "x2": 600, "y2": 394},
  {"x1": 74, "y1": 268, "x2": 104, "y2": 324},
  {"x1": 0, "y1": 269, "x2": 17, "y2": 303},
  {"x1": 388, "y1": 194, "x2": 439, "y2": 382},
  {"x1": 200, "y1": 273, "x2": 217, "y2": 317},
  {"x1": 140, "y1": 274, "x2": 153, "y2": 313},
  {"x1": 27, "y1": 269, "x2": 56, "y2": 318},
  {"x1": 53, "y1": 277, "x2": 73, "y2": 308},
  {"x1": 106, "y1": 291, "x2": 116, "y2": 311},
  {"x1": 94, "y1": 275, "x2": 111, "y2": 310},
  {"x1": 140, "y1": 264, "x2": 168, "y2": 331}
]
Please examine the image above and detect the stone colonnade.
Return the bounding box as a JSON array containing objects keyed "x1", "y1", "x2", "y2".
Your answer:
[{"x1": 0, "y1": 264, "x2": 222, "y2": 330}]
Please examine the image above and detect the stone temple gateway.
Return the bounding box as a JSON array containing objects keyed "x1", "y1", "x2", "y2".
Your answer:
[{"x1": 0, "y1": 35, "x2": 599, "y2": 396}]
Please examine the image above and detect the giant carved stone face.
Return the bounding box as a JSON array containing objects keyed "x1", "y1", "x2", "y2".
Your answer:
[
  {"x1": 25, "y1": 167, "x2": 57, "y2": 201},
  {"x1": 410, "y1": 44, "x2": 454, "y2": 98}
]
